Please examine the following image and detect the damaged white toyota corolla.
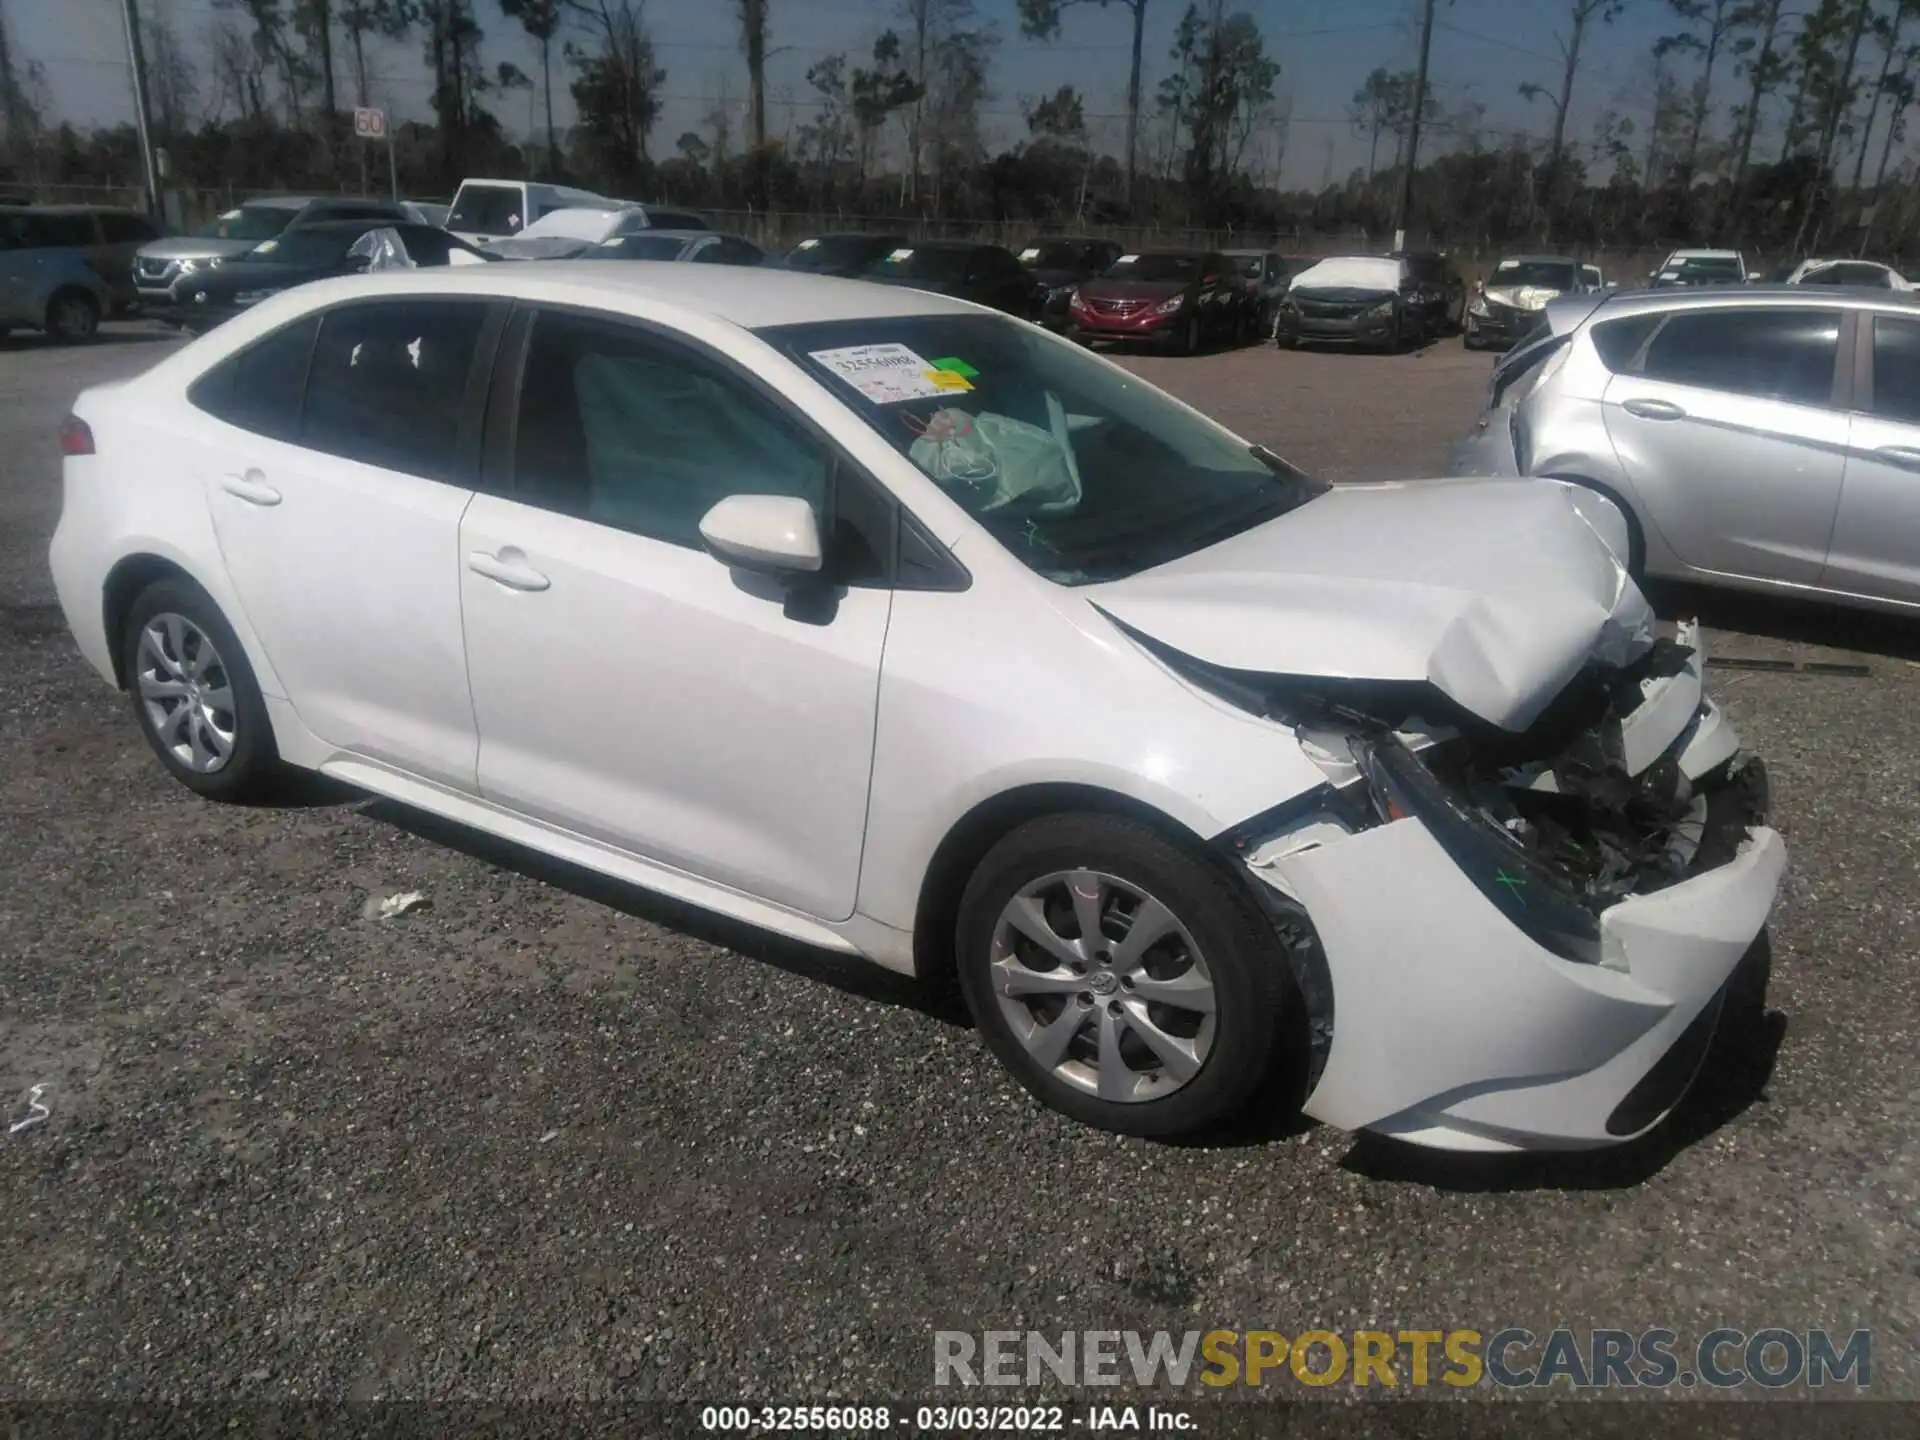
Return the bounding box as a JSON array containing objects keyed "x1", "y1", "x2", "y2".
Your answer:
[{"x1": 49, "y1": 266, "x2": 1784, "y2": 1150}]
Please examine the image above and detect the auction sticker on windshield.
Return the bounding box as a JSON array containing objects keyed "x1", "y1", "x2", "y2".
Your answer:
[{"x1": 810, "y1": 343, "x2": 968, "y2": 403}]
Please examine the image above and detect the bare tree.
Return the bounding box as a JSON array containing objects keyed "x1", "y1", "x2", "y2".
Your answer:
[
  {"x1": 502, "y1": 0, "x2": 564, "y2": 176},
  {"x1": 1727, "y1": 0, "x2": 1787, "y2": 188},
  {"x1": 1850, "y1": 0, "x2": 1914, "y2": 189},
  {"x1": 1522, "y1": 0, "x2": 1633, "y2": 176},
  {"x1": 1656, "y1": 0, "x2": 1737, "y2": 185},
  {"x1": 1018, "y1": 0, "x2": 1152, "y2": 204}
]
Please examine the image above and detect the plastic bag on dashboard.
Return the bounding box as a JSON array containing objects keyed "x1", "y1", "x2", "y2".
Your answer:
[
  {"x1": 348, "y1": 227, "x2": 418, "y2": 273},
  {"x1": 908, "y1": 407, "x2": 1082, "y2": 515}
]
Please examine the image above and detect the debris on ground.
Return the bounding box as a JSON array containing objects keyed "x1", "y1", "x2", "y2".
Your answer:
[
  {"x1": 365, "y1": 890, "x2": 429, "y2": 921},
  {"x1": 8, "y1": 1084, "x2": 49, "y2": 1135}
]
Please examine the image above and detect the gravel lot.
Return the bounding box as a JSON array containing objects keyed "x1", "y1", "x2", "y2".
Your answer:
[{"x1": 2, "y1": 323, "x2": 1916, "y2": 1416}]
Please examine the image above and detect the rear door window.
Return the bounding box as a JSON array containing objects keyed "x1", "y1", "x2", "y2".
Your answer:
[
  {"x1": 187, "y1": 315, "x2": 318, "y2": 441},
  {"x1": 450, "y1": 184, "x2": 527, "y2": 235},
  {"x1": 301, "y1": 300, "x2": 492, "y2": 481},
  {"x1": 1870, "y1": 316, "x2": 1920, "y2": 425},
  {"x1": 1639, "y1": 308, "x2": 1841, "y2": 407},
  {"x1": 1589, "y1": 313, "x2": 1662, "y2": 372}
]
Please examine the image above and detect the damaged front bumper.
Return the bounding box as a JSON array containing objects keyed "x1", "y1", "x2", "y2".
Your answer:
[{"x1": 1237, "y1": 624, "x2": 1786, "y2": 1152}]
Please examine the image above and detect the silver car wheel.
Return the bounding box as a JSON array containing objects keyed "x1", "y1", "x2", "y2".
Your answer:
[
  {"x1": 136, "y1": 612, "x2": 237, "y2": 774},
  {"x1": 990, "y1": 869, "x2": 1217, "y2": 1103}
]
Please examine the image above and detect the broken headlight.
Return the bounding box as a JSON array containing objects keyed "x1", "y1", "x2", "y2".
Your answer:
[{"x1": 1356, "y1": 733, "x2": 1606, "y2": 967}]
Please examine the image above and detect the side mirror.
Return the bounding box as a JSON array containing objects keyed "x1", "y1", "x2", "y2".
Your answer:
[{"x1": 699, "y1": 494, "x2": 822, "y2": 577}]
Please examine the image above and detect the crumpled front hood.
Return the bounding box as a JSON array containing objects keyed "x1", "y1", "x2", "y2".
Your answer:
[
  {"x1": 1089, "y1": 477, "x2": 1654, "y2": 731},
  {"x1": 1484, "y1": 284, "x2": 1561, "y2": 311}
]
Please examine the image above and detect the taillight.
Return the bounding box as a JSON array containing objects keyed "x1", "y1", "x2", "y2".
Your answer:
[{"x1": 58, "y1": 415, "x2": 94, "y2": 456}]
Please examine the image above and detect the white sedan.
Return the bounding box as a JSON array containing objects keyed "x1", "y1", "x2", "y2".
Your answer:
[{"x1": 49, "y1": 264, "x2": 1785, "y2": 1149}]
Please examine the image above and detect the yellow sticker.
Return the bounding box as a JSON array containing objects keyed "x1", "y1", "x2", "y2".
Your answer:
[{"x1": 926, "y1": 368, "x2": 974, "y2": 392}]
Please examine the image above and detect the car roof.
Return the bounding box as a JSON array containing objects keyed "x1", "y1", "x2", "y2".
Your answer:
[
  {"x1": 1496, "y1": 253, "x2": 1581, "y2": 264},
  {"x1": 1220, "y1": 247, "x2": 1277, "y2": 257},
  {"x1": 285, "y1": 217, "x2": 409, "y2": 233},
  {"x1": 243, "y1": 261, "x2": 982, "y2": 328},
  {"x1": 892, "y1": 238, "x2": 980, "y2": 252},
  {"x1": 1666, "y1": 248, "x2": 1741, "y2": 259},
  {"x1": 1585, "y1": 284, "x2": 1920, "y2": 317},
  {"x1": 615, "y1": 228, "x2": 732, "y2": 243}
]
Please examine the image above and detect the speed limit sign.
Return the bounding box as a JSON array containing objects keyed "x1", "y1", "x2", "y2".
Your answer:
[{"x1": 353, "y1": 107, "x2": 387, "y2": 140}]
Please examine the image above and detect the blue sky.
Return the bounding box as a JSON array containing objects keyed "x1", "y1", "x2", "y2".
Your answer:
[{"x1": 20, "y1": 0, "x2": 1749, "y2": 188}]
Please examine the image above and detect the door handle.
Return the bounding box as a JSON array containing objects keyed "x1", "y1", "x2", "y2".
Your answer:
[
  {"x1": 1622, "y1": 398, "x2": 1687, "y2": 421},
  {"x1": 467, "y1": 549, "x2": 550, "y2": 592},
  {"x1": 220, "y1": 469, "x2": 281, "y2": 506},
  {"x1": 1874, "y1": 444, "x2": 1920, "y2": 469}
]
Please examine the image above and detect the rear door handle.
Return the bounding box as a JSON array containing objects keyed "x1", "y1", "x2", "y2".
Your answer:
[
  {"x1": 1622, "y1": 398, "x2": 1687, "y2": 421},
  {"x1": 467, "y1": 549, "x2": 550, "y2": 592},
  {"x1": 220, "y1": 469, "x2": 281, "y2": 506},
  {"x1": 1874, "y1": 444, "x2": 1920, "y2": 469}
]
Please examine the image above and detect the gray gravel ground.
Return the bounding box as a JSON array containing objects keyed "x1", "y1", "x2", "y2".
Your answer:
[{"x1": 1, "y1": 324, "x2": 1915, "y2": 1418}]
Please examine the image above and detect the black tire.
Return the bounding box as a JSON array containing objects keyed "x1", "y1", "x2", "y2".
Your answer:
[
  {"x1": 121, "y1": 576, "x2": 281, "y2": 802},
  {"x1": 45, "y1": 288, "x2": 100, "y2": 344},
  {"x1": 955, "y1": 812, "x2": 1291, "y2": 1138}
]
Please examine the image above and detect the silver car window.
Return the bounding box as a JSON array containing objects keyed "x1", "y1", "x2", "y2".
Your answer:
[
  {"x1": 1871, "y1": 316, "x2": 1920, "y2": 425},
  {"x1": 1639, "y1": 308, "x2": 1841, "y2": 407}
]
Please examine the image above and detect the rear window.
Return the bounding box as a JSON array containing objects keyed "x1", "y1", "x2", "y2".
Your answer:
[
  {"x1": 448, "y1": 183, "x2": 526, "y2": 236},
  {"x1": 1105, "y1": 252, "x2": 1204, "y2": 282},
  {"x1": 187, "y1": 315, "x2": 318, "y2": 440},
  {"x1": 643, "y1": 209, "x2": 709, "y2": 230},
  {"x1": 1589, "y1": 313, "x2": 1661, "y2": 372},
  {"x1": 865, "y1": 245, "x2": 969, "y2": 282}
]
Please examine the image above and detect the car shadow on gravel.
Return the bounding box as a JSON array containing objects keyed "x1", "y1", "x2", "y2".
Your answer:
[
  {"x1": 361, "y1": 798, "x2": 972, "y2": 1027},
  {"x1": 1334, "y1": 935, "x2": 1786, "y2": 1192},
  {"x1": 1645, "y1": 579, "x2": 1920, "y2": 664}
]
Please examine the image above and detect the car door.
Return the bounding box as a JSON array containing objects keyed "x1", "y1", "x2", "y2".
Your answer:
[
  {"x1": 1825, "y1": 311, "x2": 1920, "y2": 602},
  {"x1": 199, "y1": 297, "x2": 503, "y2": 787},
  {"x1": 965, "y1": 247, "x2": 1028, "y2": 316},
  {"x1": 1602, "y1": 305, "x2": 1848, "y2": 585},
  {"x1": 457, "y1": 305, "x2": 892, "y2": 920}
]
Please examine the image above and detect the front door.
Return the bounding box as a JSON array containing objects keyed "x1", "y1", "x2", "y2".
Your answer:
[
  {"x1": 202, "y1": 297, "x2": 498, "y2": 788},
  {"x1": 1826, "y1": 312, "x2": 1920, "y2": 603},
  {"x1": 1603, "y1": 305, "x2": 1847, "y2": 585},
  {"x1": 459, "y1": 306, "x2": 890, "y2": 921}
]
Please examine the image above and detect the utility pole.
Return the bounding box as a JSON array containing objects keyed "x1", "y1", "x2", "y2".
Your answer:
[
  {"x1": 1393, "y1": 0, "x2": 1438, "y2": 251},
  {"x1": 118, "y1": 0, "x2": 161, "y2": 218}
]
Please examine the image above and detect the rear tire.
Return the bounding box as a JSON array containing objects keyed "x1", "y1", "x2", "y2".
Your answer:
[
  {"x1": 955, "y1": 813, "x2": 1290, "y2": 1138},
  {"x1": 121, "y1": 577, "x2": 281, "y2": 802},
  {"x1": 45, "y1": 288, "x2": 100, "y2": 344}
]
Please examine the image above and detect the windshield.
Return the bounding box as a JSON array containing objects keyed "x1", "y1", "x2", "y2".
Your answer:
[
  {"x1": 1021, "y1": 241, "x2": 1089, "y2": 270},
  {"x1": 759, "y1": 314, "x2": 1325, "y2": 585},
  {"x1": 1491, "y1": 260, "x2": 1577, "y2": 290},
  {"x1": 245, "y1": 229, "x2": 356, "y2": 266},
  {"x1": 448, "y1": 183, "x2": 526, "y2": 235},
  {"x1": 591, "y1": 234, "x2": 686, "y2": 261},
  {"x1": 1660, "y1": 255, "x2": 1744, "y2": 282},
  {"x1": 782, "y1": 235, "x2": 900, "y2": 272},
  {"x1": 865, "y1": 246, "x2": 969, "y2": 282},
  {"x1": 1104, "y1": 252, "x2": 1203, "y2": 282},
  {"x1": 195, "y1": 206, "x2": 295, "y2": 242}
]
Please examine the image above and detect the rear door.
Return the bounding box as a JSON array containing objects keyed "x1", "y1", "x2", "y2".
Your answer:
[
  {"x1": 200, "y1": 297, "x2": 503, "y2": 787},
  {"x1": 1602, "y1": 305, "x2": 1848, "y2": 585},
  {"x1": 1825, "y1": 311, "x2": 1920, "y2": 602}
]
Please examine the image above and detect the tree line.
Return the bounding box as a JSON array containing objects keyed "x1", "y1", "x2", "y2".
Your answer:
[{"x1": 0, "y1": 0, "x2": 1915, "y2": 258}]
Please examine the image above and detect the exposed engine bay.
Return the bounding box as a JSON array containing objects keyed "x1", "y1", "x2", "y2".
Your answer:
[{"x1": 1154, "y1": 619, "x2": 1760, "y2": 920}]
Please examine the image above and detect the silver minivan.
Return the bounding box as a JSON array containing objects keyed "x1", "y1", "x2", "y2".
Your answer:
[{"x1": 1448, "y1": 286, "x2": 1920, "y2": 614}]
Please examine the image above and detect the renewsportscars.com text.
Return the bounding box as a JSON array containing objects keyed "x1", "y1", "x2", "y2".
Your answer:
[{"x1": 933, "y1": 1327, "x2": 1871, "y2": 1391}]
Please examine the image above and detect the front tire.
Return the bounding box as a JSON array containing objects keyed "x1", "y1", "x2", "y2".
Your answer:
[
  {"x1": 121, "y1": 577, "x2": 281, "y2": 801},
  {"x1": 956, "y1": 813, "x2": 1289, "y2": 1138}
]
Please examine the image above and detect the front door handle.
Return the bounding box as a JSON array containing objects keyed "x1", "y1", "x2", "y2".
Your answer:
[
  {"x1": 1622, "y1": 398, "x2": 1687, "y2": 421},
  {"x1": 1874, "y1": 444, "x2": 1920, "y2": 469},
  {"x1": 220, "y1": 469, "x2": 281, "y2": 506},
  {"x1": 467, "y1": 549, "x2": 550, "y2": 592}
]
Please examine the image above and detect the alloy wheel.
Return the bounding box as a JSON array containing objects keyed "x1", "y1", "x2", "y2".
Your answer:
[
  {"x1": 989, "y1": 869, "x2": 1217, "y2": 1103},
  {"x1": 136, "y1": 612, "x2": 238, "y2": 773}
]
